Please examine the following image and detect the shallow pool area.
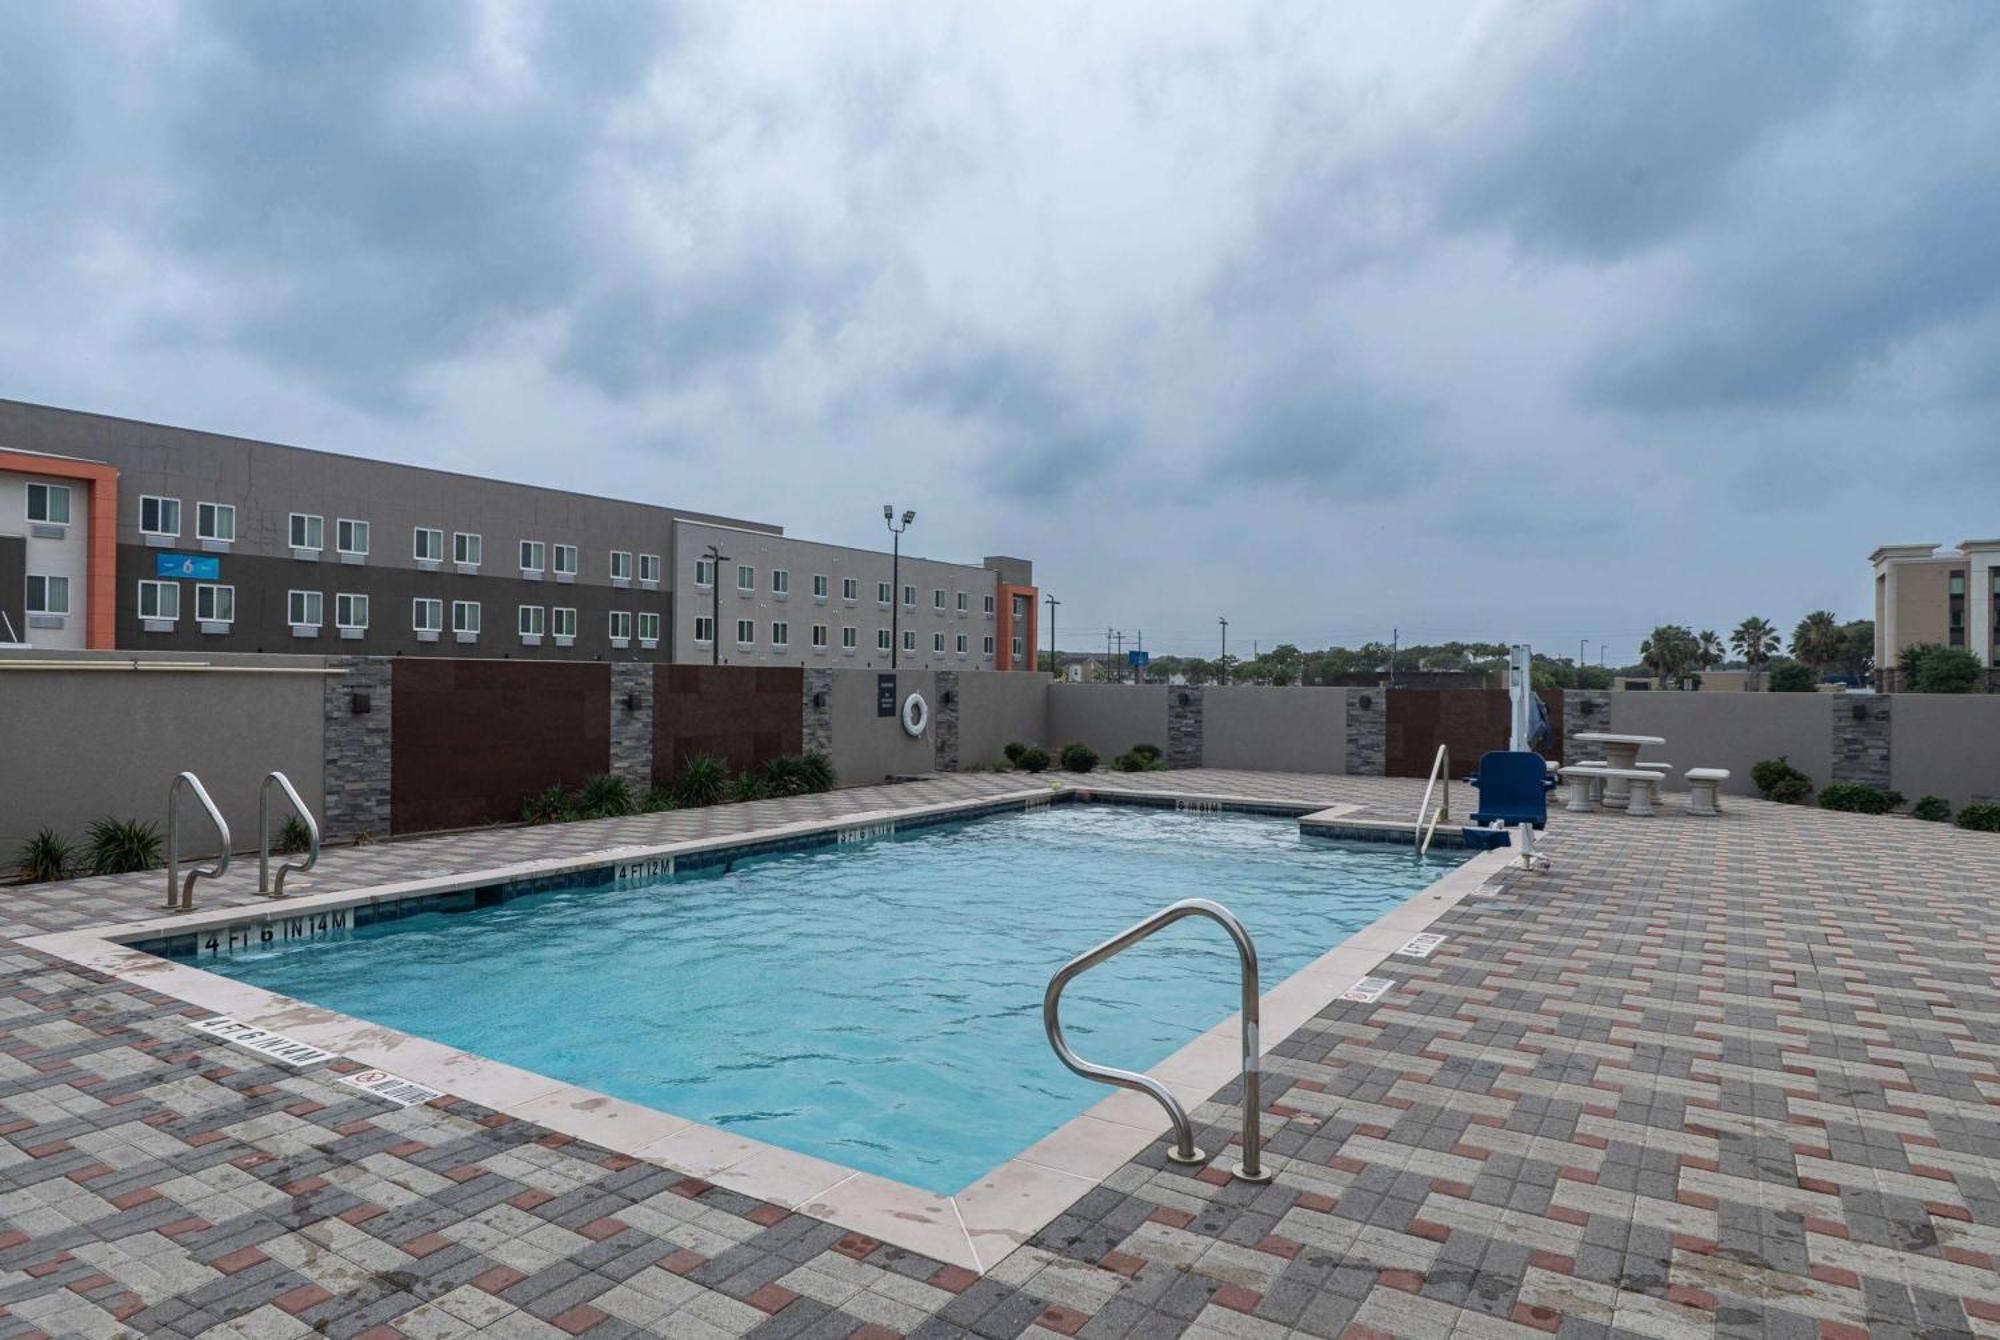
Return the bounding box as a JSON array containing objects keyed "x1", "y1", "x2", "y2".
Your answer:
[{"x1": 152, "y1": 803, "x2": 1461, "y2": 1193}]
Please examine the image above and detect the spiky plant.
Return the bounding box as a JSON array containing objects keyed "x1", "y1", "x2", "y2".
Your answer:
[
  {"x1": 274, "y1": 816, "x2": 313, "y2": 855},
  {"x1": 798, "y1": 751, "x2": 837, "y2": 793},
  {"x1": 18, "y1": 827, "x2": 76, "y2": 883},
  {"x1": 578, "y1": 773, "x2": 633, "y2": 819},
  {"x1": 520, "y1": 784, "x2": 578, "y2": 825},
  {"x1": 87, "y1": 817, "x2": 163, "y2": 875},
  {"x1": 673, "y1": 754, "x2": 729, "y2": 808}
]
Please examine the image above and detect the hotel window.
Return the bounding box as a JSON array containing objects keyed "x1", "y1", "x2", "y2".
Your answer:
[
  {"x1": 812, "y1": 574, "x2": 829, "y2": 599},
  {"x1": 984, "y1": 594, "x2": 995, "y2": 615},
  {"x1": 772, "y1": 620, "x2": 790, "y2": 649},
  {"x1": 140, "y1": 495, "x2": 180, "y2": 537},
  {"x1": 520, "y1": 540, "x2": 545, "y2": 575},
  {"x1": 138, "y1": 580, "x2": 180, "y2": 622},
  {"x1": 737, "y1": 564, "x2": 755, "y2": 592},
  {"x1": 772, "y1": 568, "x2": 790, "y2": 595},
  {"x1": 1993, "y1": 572, "x2": 2000, "y2": 657},
  {"x1": 1012, "y1": 636, "x2": 1025, "y2": 659},
  {"x1": 26, "y1": 483, "x2": 71, "y2": 525},
  {"x1": 553, "y1": 607, "x2": 577, "y2": 641},
  {"x1": 695, "y1": 558, "x2": 714, "y2": 587},
  {"x1": 24, "y1": 574, "x2": 65, "y2": 617},
  {"x1": 903, "y1": 584, "x2": 916, "y2": 607},
  {"x1": 413, "y1": 597, "x2": 443, "y2": 633},
  {"x1": 877, "y1": 581, "x2": 892, "y2": 605},
  {"x1": 956, "y1": 591, "x2": 968, "y2": 613},
  {"x1": 415, "y1": 527, "x2": 445, "y2": 563},
  {"x1": 736, "y1": 618, "x2": 755, "y2": 644},
  {"x1": 287, "y1": 589, "x2": 323, "y2": 630},
  {"x1": 933, "y1": 588, "x2": 946, "y2": 611},
  {"x1": 639, "y1": 553, "x2": 661, "y2": 585},
  {"x1": 453, "y1": 531, "x2": 481, "y2": 566},
  {"x1": 903, "y1": 629, "x2": 917, "y2": 652},
  {"x1": 637, "y1": 611, "x2": 660, "y2": 645},
  {"x1": 337, "y1": 518, "x2": 370, "y2": 557},
  {"x1": 694, "y1": 615, "x2": 715, "y2": 644},
  {"x1": 453, "y1": 600, "x2": 481, "y2": 636},
  {"x1": 336, "y1": 593, "x2": 369, "y2": 631},
  {"x1": 610, "y1": 550, "x2": 633, "y2": 583},
  {"x1": 197, "y1": 501, "x2": 235, "y2": 543},
  {"x1": 1949, "y1": 571, "x2": 1966, "y2": 647},
  {"x1": 877, "y1": 628, "x2": 891, "y2": 651},
  {"x1": 289, "y1": 513, "x2": 324, "y2": 553},
  {"x1": 519, "y1": 605, "x2": 546, "y2": 638},
  {"x1": 811, "y1": 624, "x2": 828, "y2": 649},
  {"x1": 983, "y1": 635, "x2": 995, "y2": 655},
  {"x1": 842, "y1": 577, "x2": 858, "y2": 601},
  {"x1": 198, "y1": 585, "x2": 236, "y2": 624},
  {"x1": 842, "y1": 626, "x2": 857, "y2": 649},
  {"x1": 933, "y1": 632, "x2": 946, "y2": 653},
  {"x1": 552, "y1": 544, "x2": 578, "y2": 578},
  {"x1": 956, "y1": 633, "x2": 968, "y2": 654}
]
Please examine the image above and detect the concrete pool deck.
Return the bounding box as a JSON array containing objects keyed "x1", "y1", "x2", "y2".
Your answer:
[{"x1": 2, "y1": 769, "x2": 1999, "y2": 1336}]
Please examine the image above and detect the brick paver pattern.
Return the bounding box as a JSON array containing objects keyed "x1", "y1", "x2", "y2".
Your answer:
[{"x1": 1, "y1": 769, "x2": 1997, "y2": 1337}]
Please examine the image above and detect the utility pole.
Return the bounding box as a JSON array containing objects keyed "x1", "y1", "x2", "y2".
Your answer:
[
  {"x1": 1390, "y1": 627, "x2": 1398, "y2": 688},
  {"x1": 703, "y1": 543, "x2": 729, "y2": 666},
  {"x1": 1219, "y1": 617, "x2": 1229, "y2": 684},
  {"x1": 1579, "y1": 639, "x2": 1588, "y2": 687},
  {"x1": 1114, "y1": 630, "x2": 1124, "y2": 683},
  {"x1": 1045, "y1": 594, "x2": 1060, "y2": 678},
  {"x1": 883, "y1": 505, "x2": 914, "y2": 669}
]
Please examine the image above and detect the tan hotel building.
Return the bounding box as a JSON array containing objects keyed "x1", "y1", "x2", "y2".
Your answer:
[{"x1": 1871, "y1": 541, "x2": 2000, "y2": 689}]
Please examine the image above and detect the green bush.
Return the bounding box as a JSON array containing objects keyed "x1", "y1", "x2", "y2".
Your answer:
[
  {"x1": 1114, "y1": 751, "x2": 1146, "y2": 773},
  {"x1": 1913, "y1": 646, "x2": 1984, "y2": 694},
  {"x1": 1115, "y1": 747, "x2": 1168, "y2": 772},
  {"x1": 1017, "y1": 746, "x2": 1050, "y2": 773},
  {"x1": 762, "y1": 755, "x2": 810, "y2": 798},
  {"x1": 1059, "y1": 742, "x2": 1098, "y2": 773},
  {"x1": 728, "y1": 771, "x2": 770, "y2": 803},
  {"x1": 674, "y1": 754, "x2": 728, "y2": 808},
  {"x1": 275, "y1": 815, "x2": 314, "y2": 854},
  {"x1": 1956, "y1": 803, "x2": 2000, "y2": 833},
  {"x1": 1817, "y1": 783, "x2": 1904, "y2": 815},
  {"x1": 1911, "y1": 795, "x2": 1951, "y2": 823},
  {"x1": 639, "y1": 786, "x2": 677, "y2": 813},
  {"x1": 521, "y1": 784, "x2": 577, "y2": 825},
  {"x1": 1003, "y1": 742, "x2": 1027, "y2": 766},
  {"x1": 577, "y1": 773, "x2": 634, "y2": 819},
  {"x1": 1750, "y1": 757, "x2": 1813, "y2": 805},
  {"x1": 17, "y1": 827, "x2": 76, "y2": 883},
  {"x1": 799, "y1": 751, "x2": 837, "y2": 793},
  {"x1": 1766, "y1": 661, "x2": 1816, "y2": 693},
  {"x1": 87, "y1": 817, "x2": 163, "y2": 875},
  {"x1": 1129, "y1": 743, "x2": 1163, "y2": 763}
]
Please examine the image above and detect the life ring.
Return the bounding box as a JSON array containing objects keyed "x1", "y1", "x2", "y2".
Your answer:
[{"x1": 902, "y1": 692, "x2": 930, "y2": 738}]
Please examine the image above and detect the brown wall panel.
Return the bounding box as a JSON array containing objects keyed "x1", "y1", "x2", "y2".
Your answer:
[
  {"x1": 1385, "y1": 689, "x2": 1563, "y2": 777},
  {"x1": 391, "y1": 659, "x2": 610, "y2": 832},
  {"x1": 653, "y1": 664, "x2": 804, "y2": 784}
]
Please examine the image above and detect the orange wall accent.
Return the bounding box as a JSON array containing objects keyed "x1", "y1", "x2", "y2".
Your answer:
[
  {"x1": 996, "y1": 582, "x2": 1040, "y2": 672},
  {"x1": 0, "y1": 450, "x2": 119, "y2": 650}
]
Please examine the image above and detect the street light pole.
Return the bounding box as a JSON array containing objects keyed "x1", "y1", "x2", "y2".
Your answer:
[
  {"x1": 883, "y1": 505, "x2": 914, "y2": 669},
  {"x1": 703, "y1": 543, "x2": 728, "y2": 667},
  {"x1": 1045, "y1": 594, "x2": 1060, "y2": 678},
  {"x1": 1219, "y1": 617, "x2": 1229, "y2": 684}
]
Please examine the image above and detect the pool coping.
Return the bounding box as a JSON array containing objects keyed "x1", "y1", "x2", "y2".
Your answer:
[{"x1": 23, "y1": 784, "x2": 1512, "y2": 1274}]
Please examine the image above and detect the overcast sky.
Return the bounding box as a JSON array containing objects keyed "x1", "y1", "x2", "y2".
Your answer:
[{"x1": 4, "y1": 3, "x2": 1996, "y2": 661}]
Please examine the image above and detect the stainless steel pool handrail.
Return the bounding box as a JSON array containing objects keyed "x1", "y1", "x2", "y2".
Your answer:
[
  {"x1": 1415, "y1": 744, "x2": 1450, "y2": 863},
  {"x1": 166, "y1": 771, "x2": 230, "y2": 912},
  {"x1": 258, "y1": 770, "x2": 319, "y2": 897},
  {"x1": 1044, "y1": 897, "x2": 1272, "y2": 1182}
]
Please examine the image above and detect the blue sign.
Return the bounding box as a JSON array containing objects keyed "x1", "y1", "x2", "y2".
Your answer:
[
  {"x1": 1127, "y1": 650, "x2": 1151, "y2": 668},
  {"x1": 154, "y1": 553, "x2": 220, "y2": 581}
]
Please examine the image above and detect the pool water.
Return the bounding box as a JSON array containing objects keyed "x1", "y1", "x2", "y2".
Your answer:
[{"x1": 178, "y1": 805, "x2": 1459, "y2": 1193}]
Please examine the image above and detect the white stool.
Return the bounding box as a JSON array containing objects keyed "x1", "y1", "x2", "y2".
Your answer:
[{"x1": 1686, "y1": 768, "x2": 1730, "y2": 816}]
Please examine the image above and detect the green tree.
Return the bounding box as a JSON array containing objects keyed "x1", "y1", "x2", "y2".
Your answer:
[
  {"x1": 1836, "y1": 620, "x2": 1874, "y2": 684},
  {"x1": 1639, "y1": 624, "x2": 1700, "y2": 687},
  {"x1": 1903, "y1": 644, "x2": 1983, "y2": 693},
  {"x1": 1730, "y1": 616, "x2": 1781, "y2": 688},
  {"x1": 1696, "y1": 630, "x2": 1724, "y2": 670},
  {"x1": 1767, "y1": 661, "x2": 1816, "y2": 692},
  {"x1": 1790, "y1": 611, "x2": 1843, "y2": 681}
]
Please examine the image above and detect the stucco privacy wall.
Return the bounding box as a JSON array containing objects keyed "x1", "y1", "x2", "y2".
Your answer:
[
  {"x1": 1201, "y1": 686, "x2": 1348, "y2": 773},
  {"x1": 0, "y1": 652, "x2": 326, "y2": 859},
  {"x1": 825, "y1": 667, "x2": 938, "y2": 784},
  {"x1": 954, "y1": 670, "x2": 1050, "y2": 768},
  {"x1": 1045, "y1": 683, "x2": 1169, "y2": 759},
  {"x1": 1606, "y1": 691, "x2": 1835, "y2": 795},
  {"x1": 1891, "y1": 695, "x2": 2000, "y2": 808}
]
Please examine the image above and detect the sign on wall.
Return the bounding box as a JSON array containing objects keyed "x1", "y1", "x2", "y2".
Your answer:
[
  {"x1": 155, "y1": 553, "x2": 220, "y2": 580},
  {"x1": 877, "y1": 673, "x2": 897, "y2": 717}
]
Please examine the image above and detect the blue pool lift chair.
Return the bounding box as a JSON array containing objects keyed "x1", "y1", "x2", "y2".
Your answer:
[{"x1": 1463, "y1": 750, "x2": 1557, "y2": 867}]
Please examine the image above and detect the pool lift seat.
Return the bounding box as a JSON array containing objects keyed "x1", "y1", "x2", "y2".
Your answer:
[{"x1": 1464, "y1": 750, "x2": 1557, "y2": 868}]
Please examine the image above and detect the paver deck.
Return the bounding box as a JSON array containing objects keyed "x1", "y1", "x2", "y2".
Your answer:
[{"x1": 2, "y1": 769, "x2": 1997, "y2": 1337}]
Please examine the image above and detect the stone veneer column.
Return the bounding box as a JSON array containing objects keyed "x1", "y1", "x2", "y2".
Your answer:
[
  {"x1": 323, "y1": 656, "x2": 392, "y2": 841},
  {"x1": 1562, "y1": 689, "x2": 1612, "y2": 764},
  {"x1": 802, "y1": 667, "x2": 834, "y2": 758},
  {"x1": 933, "y1": 671, "x2": 960, "y2": 772},
  {"x1": 1167, "y1": 687, "x2": 1204, "y2": 769},
  {"x1": 1831, "y1": 693, "x2": 1892, "y2": 789},
  {"x1": 609, "y1": 663, "x2": 654, "y2": 789},
  {"x1": 1343, "y1": 687, "x2": 1385, "y2": 776}
]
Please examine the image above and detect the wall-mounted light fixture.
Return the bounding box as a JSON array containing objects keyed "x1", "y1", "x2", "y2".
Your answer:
[
  {"x1": 812, "y1": 691, "x2": 827, "y2": 709},
  {"x1": 944, "y1": 690, "x2": 957, "y2": 706},
  {"x1": 625, "y1": 692, "x2": 643, "y2": 712},
  {"x1": 1851, "y1": 702, "x2": 1869, "y2": 721},
  {"x1": 351, "y1": 691, "x2": 371, "y2": 715},
  {"x1": 1178, "y1": 692, "x2": 1191, "y2": 707},
  {"x1": 1357, "y1": 694, "x2": 1372, "y2": 710}
]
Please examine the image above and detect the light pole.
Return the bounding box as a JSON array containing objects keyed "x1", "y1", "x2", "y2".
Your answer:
[
  {"x1": 1218, "y1": 616, "x2": 1229, "y2": 684},
  {"x1": 1045, "y1": 594, "x2": 1060, "y2": 678},
  {"x1": 1579, "y1": 639, "x2": 1588, "y2": 687},
  {"x1": 883, "y1": 505, "x2": 914, "y2": 669},
  {"x1": 1114, "y1": 631, "x2": 1124, "y2": 683},
  {"x1": 703, "y1": 542, "x2": 728, "y2": 666}
]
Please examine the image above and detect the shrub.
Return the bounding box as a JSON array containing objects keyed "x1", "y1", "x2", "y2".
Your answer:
[
  {"x1": 639, "y1": 786, "x2": 677, "y2": 813},
  {"x1": 1911, "y1": 795, "x2": 1951, "y2": 823},
  {"x1": 674, "y1": 754, "x2": 728, "y2": 808},
  {"x1": 1017, "y1": 746, "x2": 1050, "y2": 773},
  {"x1": 1817, "y1": 783, "x2": 1904, "y2": 815},
  {"x1": 17, "y1": 827, "x2": 75, "y2": 883},
  {"x1": 1115, "y1": 748, "x2": 1168, "y2": 773},
  {"x1": 578, "y1": 773, "x2": 634, "y2": 818},
  {"x1": 1750, "y1": 757, "x2": 1813, "y2": 804},
  {"x1": 1129, "y1": 743, "x2": 1163, "y2": 763},
  {"x1": 87, "y1": 817, "x2": 163, "y2": 875},
  {"x1": 275, "y1": 815, "x2": 314, "y2": 854},
  {"x1": 1766, "y1": 661, "x2": 1816, "y2": 693},
  {"x1": 1114, "y1": 751, "x2": 1147, "y2": 773},
  {"x1": 728, "y1": 771, "x2": 770, "y2": 803},
  {"x1": 1957, "y1": 803, "x2": 2000, "y2": 833},
  {"x1": 762, "y1": 755, "x2": 811, "y2": 798},
  {"x1": 1059, "y1": 743, "x2": 1098, "y2": 773},
  {"x1": 1003, "y1": 742, "x2": 1027, "y2": 765},
  {"x1": 1912, "y1": 645, "x2": 1984, "y2": 694},
  {"x1": 521, "y1": 784, "x2": 577, "y2": 825},
  {"x1": 799, "y1": 751, "x2": 837, "y2": 794}
]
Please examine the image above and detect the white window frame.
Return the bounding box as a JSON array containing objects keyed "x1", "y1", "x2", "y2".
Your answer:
[
  {"x1": 452, "y1": 599, "x2": 482, "y2": 639},
  {"x1": 336, "y1": 518, "x2": 370, "y2": 561},
  {"x1": 695, "y1": 559, "x2": 715, "y2": 588},
  {"x1": 933, "y1": 588, "x2": 946, "y2": 611},
  {"x1": 694, "y1": 615, "x2": 715, "y2": 645},
  {"x1": 842, "y1": 577, "x2": 858, "y2": 602},
  {"x1": 983, "y1": 635, "x2": 995, "y2": 655},
  {"x1": 519, "y1": 540, "x2": 545, "y2": 576},
  {"x1": 877, "y1": 581, "x2": 892, "y2": 606},
  {"x1": 736, "y1": 618, "x2": 756, "y2": 646},
  {"x1": 197, "y1": 584, "x2": 236, "y2": 626},
  {"x1": 638, "y1": 553, "x2": 661, "y2": 587},
  {"x1": 415, "y1": 526, "x2": 445, "y2": 565},
  {"x1": 984, "y1": 594, "x2": 996, "y2": 615},
  {"x1": 519, "y1": 604, "x2": 546, "y2": 642},
  {"x1": 335, "y1": 592, "x2": 370, "y2": 633},
  {"x1": 1012, "y1": 636, "x2": 1025, "y2": 659},
  {"x1": 933, "y1": 631, "x2": 946, "y2": 653},
  {"x1": 287, "y1": 589, "x2": 323, "y2": 632},
  {"x1": 772, "y1": 620, "x2": 790, "y2": 649},
  {"x1": 842, "y1": 626, "x2": 857, "y2": 649},
  {"x1": 452, "y1": 531, "x2": 481, "y2": 568},
  {"x1": 138, "y1": 579, "x2": 180, "y2": 623},
  {"x1": 139, "y1": 495, "x2": 180, "y2": 538},
  {"x1": 289, "y1": 513, "x2": 325, "y2": 554},
  {"x1": 196, "y1": 501, "x2": 235, "y2": 545},
  {"x1": 553, "y1": 606, "x2": 578, "y2": 645},
  {"x1": 737, "y1": 564, "x2": 756, "y2": 593},
  {"x1": 904, "y1": 584, "x2": 916, "y2": 608},
  {"x1": 810, "y1": 623, "x2": 828, "y2": 649},
  {"x1": 412, "y1": 597, "x2": 444, "y2": 634},
  {"x1": 956, "y1": 633, "x2": 968, "y2": 655},
  {"x1": 26, "y1": 482, "x2": 71, "y2": 526},
  {"x1": 878, "y1": 628, "x2": 892, "y2": 651},
  {"x1": 553, "y1": 543, "x2": 578, "y2": 581},
  {"x1": 771, "y1": 568, "x2": 790, "y2": 596},
  {"x1": 957, "y1": 591, "x2": 969, "y2": 614},
  {"x1": 637, "y1": 611, "x2": 660, "y2": 647},
  {"x1": 903, "y1": 629, "x2": 917, "y2": 652},
  {"x1": 609, "y1": 550, "x2": 633, "y2": 585},
  {"x1": 812, "y1": 573, "x2": 828, "y2": 600}
]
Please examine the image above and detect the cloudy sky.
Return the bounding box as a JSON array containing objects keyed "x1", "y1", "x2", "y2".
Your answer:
[{"x1": 4, "y1": 2, "x2": 1996, "y2": 661}]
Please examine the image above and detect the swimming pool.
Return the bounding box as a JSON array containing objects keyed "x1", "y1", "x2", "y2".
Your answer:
[{"x1": 149, "y1": 803, "x2": 1461, "y2": 1194}]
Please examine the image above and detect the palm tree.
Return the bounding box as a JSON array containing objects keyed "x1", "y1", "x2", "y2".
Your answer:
[
  {"x1": 1791, "y1": 610, "x2": 1843, "y2": 681},
  {"x1": 1730, "y1": 616, "x2": 1780, "y2": 687},
  {"x1": 1639, "y1": 624, "x2": 1699, "y2": 688},
  {"x1": 1696, "y1": 630, "x2": 1724, "y2": 670}
]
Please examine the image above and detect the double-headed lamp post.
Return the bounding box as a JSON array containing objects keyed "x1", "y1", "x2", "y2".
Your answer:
[{"x1": 884, "y1": 505, "x2": 915, "y2": 669}]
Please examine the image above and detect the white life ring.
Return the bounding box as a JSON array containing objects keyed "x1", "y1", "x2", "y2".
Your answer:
[{"x1": 902, "y1": 692, "x2": 930, "y2": 738}]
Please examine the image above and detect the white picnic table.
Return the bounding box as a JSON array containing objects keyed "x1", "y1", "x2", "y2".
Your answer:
[{"x1": 1572, "y1": 732, "x2": 1666, "y2": 808}]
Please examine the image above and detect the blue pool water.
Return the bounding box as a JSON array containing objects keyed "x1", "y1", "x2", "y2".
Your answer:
[{"x1": 174, "y1": 804, "x2": 1459, "y2": 1193}]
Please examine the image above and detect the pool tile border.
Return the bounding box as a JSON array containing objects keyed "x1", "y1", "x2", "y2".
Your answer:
[{"x1": 23, "y1": 784, "x2": 1509, "y2": 1274}]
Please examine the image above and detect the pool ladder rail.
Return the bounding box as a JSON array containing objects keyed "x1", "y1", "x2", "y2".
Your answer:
[
  {"x1": 1043, "y1": 897, "x2": 1272, "y2": 1183},
  {"x1": 258, "y1": 770, "x2": 320, "y2": 898},
  {"x1": 164, "y1": 768, "x2": 322, "y2": 912},
  {"x1": 1414, "y1": 743, "x2": 1450, "y2": 863}
]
